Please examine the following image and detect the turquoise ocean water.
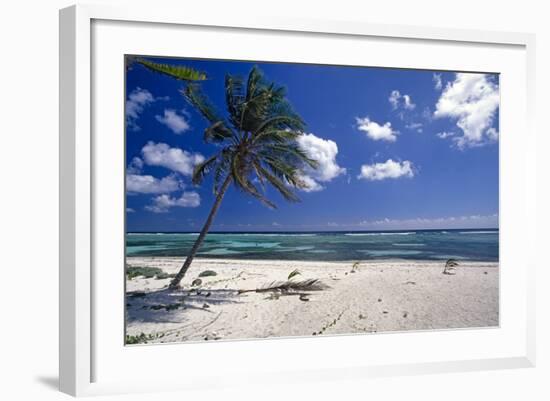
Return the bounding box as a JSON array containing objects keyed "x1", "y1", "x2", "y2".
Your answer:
[{"x1": 126, "y1": 229, "x2": 499, "y2": 262}]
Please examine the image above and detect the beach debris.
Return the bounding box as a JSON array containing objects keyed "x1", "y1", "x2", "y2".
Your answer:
[
  {"x1": 403, "y1": 312, "x2": 408, "y2": 318},
  {"x1": 359, "y1": 314, "x2": 365, "y2": 319},
  {"x1": 443, "y1": 259, "x2": 459, "y2": 275},
  {"x1": 238, "y1": 279, "x2": 330, "y2": 295},
  {"x1": 382, "y1": 311, "x2": 389, "y2": 314},
  {"x1": 204, "y1": 331, "x2": 222, "y2": 341},
  {"x1": 198, "y1": 270, "x2": 217, "y2": 277},
  {"x1": 202, "y1": 303, "x2": 210, "y2": 309},
  {"x1": 351, "y1": 261, "x2": 360, "y2": 273},
  {"x1": 266, "y1": 293, "x2": 281, "y2": 300},
  {"x1": 288, "y1": 269, "x2": 301, "y2": 280},
  {"x1": 299, "y1": 294, "x2": 310, "y2": 302},
  {"x1": 484, "y1": 271, "x2": 488, "y2": 275},
  {"x1": 404, "y1": 281, "x2": 416, "y2": 285},
  {"x1": 377, "y1": 298, "x2": 382, "y2": 302},
  {"x1": 316, "y1": 309, "x2": 347, "y2": 335},
  {"x1": 191, "y1": 278, "x2": 203, "y2": 287}
]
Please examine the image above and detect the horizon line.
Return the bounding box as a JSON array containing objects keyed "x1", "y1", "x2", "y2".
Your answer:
[{"x1": 126, "y1": 227, "x2": 499, "y2": 234}]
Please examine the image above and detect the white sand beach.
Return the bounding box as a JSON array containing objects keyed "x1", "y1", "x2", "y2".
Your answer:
[{"x1": 125, "y1": 257, "x2": 498, "y2": 344}]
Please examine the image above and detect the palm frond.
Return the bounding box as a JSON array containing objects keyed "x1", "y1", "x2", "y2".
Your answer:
[
  {"x1": 253, "y1": 129, "x2": 301, "y2": 145},
  {"x1": 253, "y1": 116, "x2": 305, "y2": 137},
  {"x1": 204, "y1": 121, "x2": 236, "y2": 144},
  {"x1": 262, "y1": 143, "x2": 319, "y2": 170},
  {"x1": 254, "y1": 162, "x2": 301, "y2": 202},
  {"x1": 230, "y1": 152, "x2": 277, "y2": 208},
  {"x1": 192, "y1": 154, "x2": 220, "y2": 185},
  {"x1": 225, "y1": 75, "x2": 246, "y2": 129},
  {"x1": 288, "y1": 269, "x2": 301, "y2": 280},
  {"x1": 238, "y1": 278, "x2": 330, "y2": 294},
  {"x1": 182, "y1": 84, "x2": 224, "y2": 125},
  {"x1": 137, "y1": 59, "x2": 207, "y2": 81}
]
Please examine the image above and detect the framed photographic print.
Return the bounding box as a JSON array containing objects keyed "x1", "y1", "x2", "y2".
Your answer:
[{"x1": 59, "y1": 4, "x2": 536, "y2": 397}]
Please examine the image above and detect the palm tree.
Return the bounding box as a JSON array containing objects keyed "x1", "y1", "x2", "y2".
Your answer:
[{"x1": 158, "y1": 65, "x2": 317, "y2": 289}]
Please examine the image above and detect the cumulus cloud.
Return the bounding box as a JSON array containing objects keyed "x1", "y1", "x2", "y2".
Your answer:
[
  {"x1": 389, "y1": 90, "x2": 415, "y2": 110},
  {"x1": 433, "y1": 73, "x2": 443, "y2": 90},
  {"x1": 126, "y1": 173, "x2": 181, "y2": 194},
  {"x1": 357, "y1": 159, "x2": 414, "y2": 181},
  {"x1": 296, "y1": 133, "x2": 346, "y2": 192},
  {"x1": 355, "y1": 117, "x2": 398, "y2": 142},
  {"x1": 434, "y1": 73, "x2": 499, "y2": 149},
  {"x1": 126, "y1": 87, "x2": 155, "y2": 131},
  {"x1": 145, "y1": 192, "x2": 201, "y2": 213},
  {"x1": 155, "y1": 109, "x2": 191, "y2": 134},
  {"x1": 141, "y1": 142, "x2": 204, "y2": 176},
  {"x1": 127, "y1": 157, "x2": 144, "y2": 174}
]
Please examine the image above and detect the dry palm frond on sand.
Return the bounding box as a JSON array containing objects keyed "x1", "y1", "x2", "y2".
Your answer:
[
  {"x1": 443, "y1": 259, "x2": 459, "y2": 275},
  {"x1": 238, "y1": 278, "x2": 330, "y2": 294}
]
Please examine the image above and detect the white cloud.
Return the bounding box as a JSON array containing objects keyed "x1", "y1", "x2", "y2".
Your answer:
[
  {"x1": 434, "y1": 73, "x2": 499, "y2": 148},
  {"x1": 155, "y1": 109, "x2": 191, "y2": 134},
  {"x1": 358, "y1": 159, "x2": 414, "y2": 181},
  {"x1": 127, "y1": 157, "x2": 144, "y2": 174},
  {"x1": 486, "y1": 127, "x2": 499, "y2": 141},
  {"x1": 357, "y1": 213, "x2": 498, "y2": 230},
  {"x1": 389, "y1": 90, "x2": 415, "y2": 110},
  {"x1": 436, "y1": 131, "x2": 455, "y2": 139},
  {"x1": 145, "y1": 192, "x2": 201, "y2": 213},
  {"x1": 433, "y1": 73, "x2": 443, "y2": 90},
  {"x1": 126, "y1": 87, "x2": 155, "y2": 131},
  {"x1": 406, "y1": 122, "x2": 423, "y2": 133},
  {"x1": 126, "y1": 207, "x2": 135, "y2": 213},
  {"x1": 297, "y1": 174, "x2": 324, "y2": 192},
  {"x1": 126, "y1": 173, "x2": 181, "y2": 194},
  {"x1": 296, "y1": 133, "x2": 346, "y2": 192},
  {"x1": 141, "y1": 142, "x2": 204, "y2": 176},
  {"x1": 355, "y1": 117, "x2": 398, "y2": 142}
]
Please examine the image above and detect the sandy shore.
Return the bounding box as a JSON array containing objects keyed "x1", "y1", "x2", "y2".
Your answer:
[{"x1": 125, "y1": 257, "x2": 498, "y2": 344}]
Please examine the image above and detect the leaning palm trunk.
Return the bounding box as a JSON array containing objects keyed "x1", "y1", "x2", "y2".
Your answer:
[{"x1": 169, "y1": 176, "x2": 232, "y2": 289}]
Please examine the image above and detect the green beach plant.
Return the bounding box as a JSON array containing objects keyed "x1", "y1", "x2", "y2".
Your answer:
[
  {"x1": 288, "y1": 269, "x2": 301, "y2": 280},
  {"x1": 140, "y1": 62, "x2": 318, "y2": 289}
]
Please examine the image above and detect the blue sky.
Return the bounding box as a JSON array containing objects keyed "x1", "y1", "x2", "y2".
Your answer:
[{"x1": 125, "y1": 57, "x2": 499, "y2": 232}]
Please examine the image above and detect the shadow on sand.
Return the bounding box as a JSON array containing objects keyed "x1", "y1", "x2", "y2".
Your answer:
[{"x1": 126, "y1": 287, "x2": 243, "y2": 324}]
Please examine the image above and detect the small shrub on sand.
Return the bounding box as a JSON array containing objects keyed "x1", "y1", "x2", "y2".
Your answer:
[
  {"x1": 126, "y1": 332, "x2": 157, "y2": 345},
  {"x1": 126, "y1": 266, "x2": 173, "y2": 280},
  {"x1": 198, "y1": 270, "x2": 217, "y2": 277}
]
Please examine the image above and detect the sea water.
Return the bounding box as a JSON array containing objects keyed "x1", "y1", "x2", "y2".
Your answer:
[{"x1": 126, "y1": 229, "x2": 499, "y2": 262}]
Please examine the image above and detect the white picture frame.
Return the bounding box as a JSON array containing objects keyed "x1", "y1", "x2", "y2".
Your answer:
[{"x1": 59, "y1": 3, "x2": 536, "y2": 397}]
